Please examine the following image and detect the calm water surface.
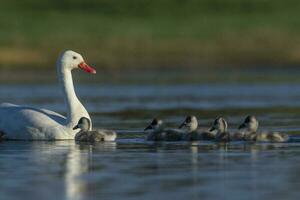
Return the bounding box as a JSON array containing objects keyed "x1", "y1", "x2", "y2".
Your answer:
[{"x1": 0, "y1": 68, "x2": 300, "y2": 200}]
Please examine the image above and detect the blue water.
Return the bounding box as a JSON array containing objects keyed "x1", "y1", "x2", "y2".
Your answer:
[
  {"x1": 0, "y1": 141, "x2": 300, "y2": 200},
  {"x1": 1, "y1": 71, "x2": 300, "y2": 200}
]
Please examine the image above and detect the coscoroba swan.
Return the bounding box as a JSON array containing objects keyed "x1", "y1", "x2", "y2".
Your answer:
[
  {"x1": 211, "y1": 117, "x2": 231, "y2": 142},
  {"x1": 232, "y1": 115, "x2": 258, "y2": 141},
  {"x1": 144, "y1": 118, "x2": 184, "y2": 141},
  {"x1": 178, "y1": 115, "x2": 203, "y2": 141},
  {"x1": 236, "y1": 115, "x2": 289, "y2": 142},
  {"x1": 73, "y1": 117, "x2": 117, "y2": 142},
  {"x1": 0, "y1": 50, "x2": 96, "y2": 140}
]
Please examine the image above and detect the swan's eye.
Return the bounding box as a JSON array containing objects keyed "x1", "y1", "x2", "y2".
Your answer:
[{"x1": 73, "y1": 56, "x2": 77, "y2": 60}]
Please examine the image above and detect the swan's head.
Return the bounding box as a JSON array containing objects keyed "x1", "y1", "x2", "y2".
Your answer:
[
  {"x1": 59, "y1": 50, "x2": 96, "y2": 74},
  {"x1": 239, "y1": 115, "x2": 258, "y2": 132},
  {"x1": 73, "y1": 117, "x2": 90, "y2": 131},
  {"x1": 209, "y1": 117, "x2": 228, "y2": 133},
  {"x1": 179, "y1": 115, "x2": 198, "y2": 131},
  {"x1": 144, "y1": 118, "x2": 164, "y2": 131}
]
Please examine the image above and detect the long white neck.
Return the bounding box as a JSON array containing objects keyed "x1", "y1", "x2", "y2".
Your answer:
[{"x1": 57, "y1": 63, "x2": 91, "y2": 129}]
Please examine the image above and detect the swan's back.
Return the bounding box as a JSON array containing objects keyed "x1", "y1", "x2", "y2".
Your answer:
[
  {"x1": 182, "y1": 129, "x2": 205, "y2": 141},
  {"x1": 215, "y1": 131, "x2": 231, "y2": 142},
  {"x1": 144, "y1": 118, "x2": 185, "y2": 141},
  {"x1": 201, "y1": 131, "x2": 216, "y2": 140},
  {"x1": 256, "y1": 131, "x2": 289, "y2": 142},
  {"x1": 145, "y1": 129, "x2": 184, "y2": 141},
  {"x1": 73, "y1": 117, "x2": 117, "y2": 142},
  {"x1": 75, "y1": 130, "x2": 117, "y2": 142},
  {"x1": 163, "y1": 129, "x2": 185, "y2": 141},
  {"x1": 0, "y1": 104, "x2": 71, "y2": 140}
]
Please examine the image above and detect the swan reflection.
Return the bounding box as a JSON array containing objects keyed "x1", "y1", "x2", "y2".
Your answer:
[{"x1": 29, "y1": 141, "x2": 117, "y2": 200}]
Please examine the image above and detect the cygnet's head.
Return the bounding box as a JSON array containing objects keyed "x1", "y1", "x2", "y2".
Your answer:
[
  {"x1": 178, "y1": 115, "x2": 198, "y2": 131},
  {"x1": 58, "y1": 50, "x2": 96, "y2": 74},
  {"x1": 73, "y1": 117, "x2": 91, "y2": 131},
  {"x1": 209, "y1": 117, "x2": 228, "y2": 133},
  {"x1": 144, "y1": 118, "x2": 164, "y2": 131},
  {"x1": 238, "y1": 115, "x2": 259, "y2": 132}
]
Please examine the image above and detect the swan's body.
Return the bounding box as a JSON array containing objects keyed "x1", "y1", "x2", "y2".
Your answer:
[
  {"x1": 144, "y1": 118, "x2": 184, "y2": 141},
  {"x1": 0, "y1": 103, "x2": 71, "y2": 140},
  {"x1": 179, "y1": 116, "x2": 207, "y2": 141},
  {"x1": 74, "y1": 117, "x2": 117, "y2": 142},
  {"x1": 182, "y1": 129, "x2": 204, "y2": 141},
  {"x1": 201, "y1": 131, "x2": 218, "y2": 140},
  {"x1": 256, "y1": 131, "x2": 289, "y2": 142},
  {"x1": 233, "y1": 115, "x2": 258, "y2": 141},
  {"x1": 201, "y1": 119, "x2": 221, "y2": 141},
  {"x1": 0, "y1": 50, "x2": 96, "y2": 140}
]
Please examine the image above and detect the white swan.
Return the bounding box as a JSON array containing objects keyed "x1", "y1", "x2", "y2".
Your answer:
[{"x1": 0, "y1": 50, "x2": 96, "y2": 140}]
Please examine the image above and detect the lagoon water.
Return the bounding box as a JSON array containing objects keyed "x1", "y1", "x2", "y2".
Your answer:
[{"x1": 1, "y1": 68, "x2": 300, "y2": 200}]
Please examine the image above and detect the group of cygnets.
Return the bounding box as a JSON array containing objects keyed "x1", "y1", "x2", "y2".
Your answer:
[
  {"x1": 73, "y1": 115, "x2": 289, "y2": 143},
  {"x1": 143, "y1": 115, "x2": 290, "y2": 143}
]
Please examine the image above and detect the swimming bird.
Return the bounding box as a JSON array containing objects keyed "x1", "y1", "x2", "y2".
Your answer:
[
  {"x1": 233, "y1": 115, "x2": 258, "y2": 141},
  {"x1": 210, "y1": 117, "x2": 230, "y2": 142},
  {"x1": 178, "y1": 115, "x2": 204, "y2": 140},
  {"x1": 256, "y1": 131, "x2": 289, "y2": 142},
  {"x1": 144, "y1": 118, "x2": 184, "y2": 141},
  {"x1": 236, "y1": 115, "x2": 289, "y2": 142},
  {"x1": 200, "y1": 118, "x2": 224, "y2": 141},
  {"x1": 73, "y1": 117, "x2": 117, "y2": 142},
  {"x1": 0, "y1": 50, "x2": 96, "y2": 140}
]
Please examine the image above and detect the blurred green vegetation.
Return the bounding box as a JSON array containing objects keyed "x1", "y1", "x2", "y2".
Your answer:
[{"x1": 1, "y1": 0, "x2": 300, "y2": 69}]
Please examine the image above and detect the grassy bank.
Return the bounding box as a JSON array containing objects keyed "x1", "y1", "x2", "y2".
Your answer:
[{"x1": 1, "y1": 0, "x2": 300, "y2": 69}]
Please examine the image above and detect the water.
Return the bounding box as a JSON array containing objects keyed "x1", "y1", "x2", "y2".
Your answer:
[{"x1": 1, "y1": 68, "x2": 300, "y2": 200}]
